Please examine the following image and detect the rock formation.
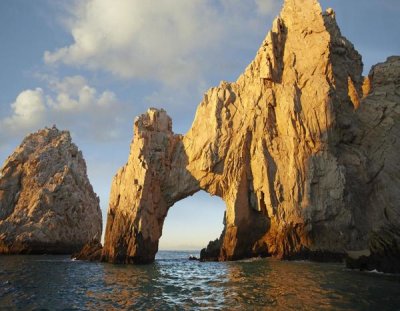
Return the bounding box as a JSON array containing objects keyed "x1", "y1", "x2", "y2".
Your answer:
[
  {"x1": 72, "y1": 240, "x2": 103, "y2": 261},
  {"x1": 0, "y1": 127, "x2": 102, "y2": 254},
  {"x1": 102, "y1": 109, "x2": 199, "y2": 263},
  {"x1": 344, "y1": 56, "x2": 400, "y2": 273},
  {"x1": 102, "y1": 0, "x2": 400, "y2": 272}
]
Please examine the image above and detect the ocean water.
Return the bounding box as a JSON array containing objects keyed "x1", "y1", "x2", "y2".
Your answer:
[{"x1": 0, "y1": 251, "x2": 399, "y2": 310}]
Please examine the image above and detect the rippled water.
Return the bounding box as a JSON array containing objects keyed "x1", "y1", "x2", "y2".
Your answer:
[{"x1": 1, "y1": 251, "x2": 400, "y2": 310}]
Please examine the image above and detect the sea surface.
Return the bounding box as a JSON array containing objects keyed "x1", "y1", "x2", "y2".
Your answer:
[{"x1": 0, "y1": 251, "x2": 399, "y2": 310}]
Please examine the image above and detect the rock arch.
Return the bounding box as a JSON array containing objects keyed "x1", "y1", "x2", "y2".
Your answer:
[
  {"x1": 102, "y1": 0, "x2": 400, "y2": 267},
  {"x1": 101, "y1": 108, "x2": 269, "y2": 264},
  {"x1": 102, "y1": 0, "x2": 338, "y2": 264}
]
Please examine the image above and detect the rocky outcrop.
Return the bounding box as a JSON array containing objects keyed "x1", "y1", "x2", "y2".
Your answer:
[
  {"x1": 72, "y1": 240, "x2": 103, "y2": 261},
  {"x1": 102, "y1": 0, "x2": 400, "y2": 271},
  {"x1": 102, "y1": 109, "x2": 199, "y2": 263},
  {"x1": 200, "y1": 237, "x2": 224, "y2": 262},
  {"x1": 344, "y1": 56, "x2": 400, "y2": 273},
  {"x1": 0, "y1": 127, "x2": 102, "y2": 254}
]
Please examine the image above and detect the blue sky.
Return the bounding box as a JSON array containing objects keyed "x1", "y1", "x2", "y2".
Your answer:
[{"x1": 0, "y1": 0, "x2": 398, "y2": 250}]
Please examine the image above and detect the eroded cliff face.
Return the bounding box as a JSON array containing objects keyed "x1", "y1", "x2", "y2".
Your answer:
[
  {"x1": 102, "y1": 110, "x2": 199, "y2": 263},
  {"x1": 0, "y1": 127, "x2": 102, "y2": 254},
  {"x1": 102, "y1": 0, "x2": 400, "y2": 269},
  {"x1": 345, "y1": 56, "x2": 400, "y2": 272},
  {"x1": 184, "y1": 0, "x2": 364, "y2": 260}
]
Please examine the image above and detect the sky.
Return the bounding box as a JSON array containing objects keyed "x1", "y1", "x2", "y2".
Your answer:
[{"x1": 0, "y1": 0, "x2": 399, "y2": 250}]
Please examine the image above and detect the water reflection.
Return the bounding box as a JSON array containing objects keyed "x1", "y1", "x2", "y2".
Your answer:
[
  {"x1": 0, "y1": 253, "x2": 399, "y2": 310},
  {"x1": 224, "y1": 259, "x2": 339, "y2": 310},
  {"x1": 224, "y1": 258, "x2": 400, "y2": 310},
  {"x1": 86, "y1": 254, "x2": 230, "y2": 310},
  {"x1": 85, "y1": 263, "x2": 151, "y2": 310}
]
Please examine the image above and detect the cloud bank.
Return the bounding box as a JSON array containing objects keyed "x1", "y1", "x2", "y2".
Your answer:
[
  {"x1": 1, "y1": 75, "x2": 126, "y2": 142},
  {"x1": 1, "y1": 0, "x2": 280, "y2": 149},
  {"x1": 44, "y1": 0, "x2": 279, "y2": 87}
]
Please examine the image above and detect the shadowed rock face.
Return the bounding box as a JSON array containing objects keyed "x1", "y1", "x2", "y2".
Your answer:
[
  {"x1": 102, "y1": 0, "x2": 400, "y2": 270},
  {"x1": 72, "y1": 240, "x2": 103, "y2": 262},
  {"x1": 0, "y1": 127, "x2": 102, "y2": 254},
  {"x1": 344, "y1": 56, "x2": 400, "y2": 273}
]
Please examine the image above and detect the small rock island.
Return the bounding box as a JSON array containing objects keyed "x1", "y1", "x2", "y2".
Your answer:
[{"x1": 0, "y1": 127, "x2": 102, "y2": 254}]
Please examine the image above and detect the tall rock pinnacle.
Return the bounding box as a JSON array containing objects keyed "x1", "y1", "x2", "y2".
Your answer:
[
  {"x1": 102, "y1": 0, "x2": 400, "y2": 272},
  {"x1": 0, "y1": 127, "x2": 102, "y2": 254}
]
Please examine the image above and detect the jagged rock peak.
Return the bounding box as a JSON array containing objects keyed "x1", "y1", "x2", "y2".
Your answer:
[
  {"x1": 0, "y1": 126, "x2": 102, "y2": 254},
  {"x1": 281, "y1": 0, "x2": 323, "y2": 19},
  {"x1": 134, "y1": 108, "x2": 172, "y2": 134},
  {"x1": 370, "y1": 56, "x2": 400, "y2": 86},
  {"x1": 101, "y1": 0, "x2": 400, "y2": 273}
]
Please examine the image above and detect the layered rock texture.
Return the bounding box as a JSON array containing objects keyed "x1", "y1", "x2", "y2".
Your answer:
[
  {"x1": 72, "y1": 240, "x2": 103, "y2": 262},
  {"x1": 344, "y1": 57, "x2": 400, "y2": 273},
  {"x1": 0, "y1": 127, "x2": 102, "y2": 254},
  {"x1": 102, "y1": 0, "x2": 400, "y2": 272}
]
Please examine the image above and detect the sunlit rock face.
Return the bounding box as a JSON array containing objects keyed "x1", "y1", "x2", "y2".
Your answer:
[
  {"x1": 102, "y1": 0, "x2": 400, "y2": 270},
  {"x1": 102, "y1": 109, "x2": 200, "y2": 264},
  {"x1": 0, "y1": 127, "x2": 102, "y2": 254}
]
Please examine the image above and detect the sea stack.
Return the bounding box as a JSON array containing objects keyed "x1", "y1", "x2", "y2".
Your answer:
[
  {"x1": 102, "y1": 0, "x2": 400, "y2": 272},
  {"x1": 0, "y1": 127, "x2": 102, "y2": 254}
]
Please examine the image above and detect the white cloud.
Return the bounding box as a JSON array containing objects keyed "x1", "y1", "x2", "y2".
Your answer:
[
  {"x1": 50, "y1": 75, "x2": 87, "y2": 94},
  {"x1": 44, "y1": 0, "x2": 279, "y2": 87},
  {"x1": 3, "y1": 88, "x2": 46, "y2": 133},
  {"x1": 47, "y1": 76, "x2": 100, "y2": 112},
  {"x1": 0, "y1": 75, "x2": 127, "y2": 142},
  {"x1": 1, "y1": 1, "x2": 281, "y2": 148}
]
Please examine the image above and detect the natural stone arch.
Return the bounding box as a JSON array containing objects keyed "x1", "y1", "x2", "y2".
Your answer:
[
  {"x1": 101, "y1": 0, "x2": 400, "y2": 270},
  {"x1": 102, "y1": 109, "x2": 199, "y2": 263},
  {"x1": 101, "y1": 0, "x2": 360, "y2": 264},
  {"x1": 101, "y1": 109, "x2": 269, "y2": 264}
]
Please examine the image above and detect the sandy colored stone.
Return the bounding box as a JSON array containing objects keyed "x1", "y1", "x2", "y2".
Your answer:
[
  {"x1": 0, "y1": 127, "x2": 102, "y2": 254},
  {"x1": 102, "y1": 0, "x2": 400, "y2": 269}
]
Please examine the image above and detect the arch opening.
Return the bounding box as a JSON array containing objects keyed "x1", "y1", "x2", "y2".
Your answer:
[{"x1": 158, "y1": 190, "x2": 225, "y2": 254}]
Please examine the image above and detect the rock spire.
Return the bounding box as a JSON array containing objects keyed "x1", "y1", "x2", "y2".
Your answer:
[{"x1": 0, "y1": 127, "x2": 102, "y2": 254}]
